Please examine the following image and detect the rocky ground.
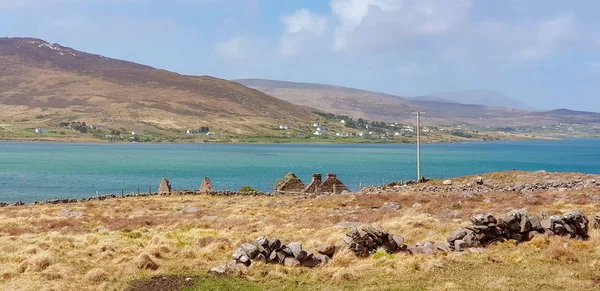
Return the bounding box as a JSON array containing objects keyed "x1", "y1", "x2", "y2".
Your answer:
[{"x1": 0, "y1": 171, "x2": 599, "y2": 290}]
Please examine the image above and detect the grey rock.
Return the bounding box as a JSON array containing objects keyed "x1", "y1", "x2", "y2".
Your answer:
[
  {"x1": 447, "y1": 229, "x2": 467, "y2": 243},
  {"x1": 287, "y1": 242, "x2": 303, "y2": 258},
  {"x1": 268, "y1": 238, "x2": 282, "y2": 250},
  {"x1": 241, "y1": 243, "x2": 259, "y2": 259},
  {"x1": 315, "y1": 254, "x2": 331, "y2": 264},
  {"x1": 392, "y1": 235, "x2": 405, "y2": 249},
  {"x1": 434, "y1": 243, "x2": 450, "y2": 252},
  {"x1": 528, "y1": 216, "x2": 543, "y2": 231},
  {"x1": 254, "y1": 253, "x2": 266, "y2": 263},
  {"x1": 454, "y1": 240, "x2": 468, "y2": 251},
  {"x1": 232, "y1": 248, "x2": 245, "y2": 260}
]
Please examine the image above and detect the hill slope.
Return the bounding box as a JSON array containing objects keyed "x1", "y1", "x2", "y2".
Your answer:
[
  {"x1": 422, "y1": 90, "x2": 536, "y2": 110},
  {"x1": 235, "y1": 79, "x2": 600, "y2": 126},
  {"x1": 0, "y1": 38, "x2": 315, "y2": 137}
]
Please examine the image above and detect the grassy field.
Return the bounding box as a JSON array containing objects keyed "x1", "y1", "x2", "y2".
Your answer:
[{"x1": 0, "y1": 172, "x2": 599, "y2": 290}]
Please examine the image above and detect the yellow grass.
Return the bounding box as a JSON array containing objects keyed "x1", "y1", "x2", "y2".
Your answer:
[{"x1": 0, "y1": 184, "x2": 599, "y2": 290}]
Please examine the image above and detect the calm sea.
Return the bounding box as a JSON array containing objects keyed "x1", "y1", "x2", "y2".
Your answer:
[{"x1": 1, "y1": 140, "x2": 599, "y2": 203}]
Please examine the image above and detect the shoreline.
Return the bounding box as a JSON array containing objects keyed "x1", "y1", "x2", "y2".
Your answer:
[{"x1": 0, "y1": 134, "x2": 568, "y2": 145}]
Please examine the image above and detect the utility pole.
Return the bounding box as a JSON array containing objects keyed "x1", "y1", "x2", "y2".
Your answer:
[{"x1": 413, "y1": 111, "x2": 426, "y2": 182}]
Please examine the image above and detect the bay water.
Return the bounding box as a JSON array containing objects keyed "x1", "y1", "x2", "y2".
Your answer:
[{"x1": 1, "y1": 139, "x2": 599, "y2": 203}]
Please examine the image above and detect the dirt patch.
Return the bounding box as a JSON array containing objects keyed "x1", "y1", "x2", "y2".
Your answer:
[{"x1": 129, "y1": 275, "x2": 196, "y2": 291}]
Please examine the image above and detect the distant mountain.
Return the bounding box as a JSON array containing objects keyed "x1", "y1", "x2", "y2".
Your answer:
[
  {"x1": 0, "y1": 38, "x2": 315, "y2": 135},
  {"x1": 235, "y1": 78, "x2": 600, "y2": 126},
  {"x1": 421, "y1": 90, "x2": 536, "y2": 111}
]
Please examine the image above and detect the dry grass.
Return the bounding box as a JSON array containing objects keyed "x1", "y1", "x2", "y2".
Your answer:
[{"x1": 0, "y1": 181, "x2": 599, "y2": 290}]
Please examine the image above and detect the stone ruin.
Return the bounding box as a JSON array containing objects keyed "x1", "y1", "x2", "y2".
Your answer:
[
  {"x1": 448, "y1": 210, "x2": 590, "y2": 251},
  {"x1": 200, "y1": 176, "x2": 214, "y2": 193},
  {"x1": 274, "y1": 172, "x2": 306, "y2": 195},
  {"x1": 304, "y1": 174, "x2": 323, "y2": 194},
  {"x1": 158, "y1": 178, "x2": 171, "y2": 194},
  {"x1": 315, "y1": 174, "x2": 350, "y2": 194},
  {"x1": 210, "y1": 236, "x2": 336, "y2": 276}
]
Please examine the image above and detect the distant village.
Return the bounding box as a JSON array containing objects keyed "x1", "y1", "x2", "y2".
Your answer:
[{"x1": 28, "y1": 115, "x2": 600, "y2": 143}]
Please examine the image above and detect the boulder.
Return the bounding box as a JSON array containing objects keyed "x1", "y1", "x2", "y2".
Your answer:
[
  {"x1": 287, "y1": 242, "x2": 304, "y2": 259},
  {"x1": 443, "y1": 180, "x2": 452, "y2": 185},
  {"x1": 157, "y1": 178, "x2": 171, "y2": 194},
  {"x1": 316, "y1": 245, "x2": 336, "y2": 257}
]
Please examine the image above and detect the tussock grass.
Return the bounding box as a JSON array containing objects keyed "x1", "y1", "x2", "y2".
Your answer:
[{"x1": 0, "y1": 178, "x2": 599, "y2": 290}]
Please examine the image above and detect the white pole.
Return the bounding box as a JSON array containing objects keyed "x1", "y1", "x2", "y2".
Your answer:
[{"x1": 417, "y1": 111, "x2": 421, "y2": 182}]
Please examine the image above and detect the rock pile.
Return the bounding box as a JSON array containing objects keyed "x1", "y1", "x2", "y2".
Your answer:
[
  {"x1": 344, "y1": 225, "x2": 407, "y2": 257},
  {"x1": 274, "y1": 172, "x2": 306, "y2": 195},
  {"x1": 448, "y1": 210, "x2": 590, "y2": 251},
  {"x1": 548, "y1": 211, "x2": 589, "y2": 239},
  {"x1": 362, "y1": 175, "x2": 600, "y2": 194},
  {"x1": 200, "y1": 177, "x2": 214, "y2": 193},
  {"x1": 210, "y1": 236, "x2": 336, "y2": 276},
  {"x1": 448, "y1": 210, "x2": 545, "y2": 251},
  {"x1": 158, "y1": 178, "x2": 172, "y2": 194}
]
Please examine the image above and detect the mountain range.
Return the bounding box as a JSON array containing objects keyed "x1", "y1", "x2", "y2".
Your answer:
[{"x1": 235, "y1": 79, "x2": 600, "y2": 126}]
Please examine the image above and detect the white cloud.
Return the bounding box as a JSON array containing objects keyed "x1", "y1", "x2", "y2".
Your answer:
[
  {"x1": 518, "y1": 13, "x2": 575, "y2": 60},
  {"x1": 329, "y1": 0, "x2": 472, "y2": 52},
  {"x1": 214, "y1": 36, "x2": 247, "y2": 60},
  {"x1": 279, "y1": 9, "x2": 328, "y2": 56}
]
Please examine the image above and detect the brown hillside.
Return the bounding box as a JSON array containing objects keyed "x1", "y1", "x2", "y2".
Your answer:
[{"x1": 0, "y1": 37, "x2": 315, "y2": 135}]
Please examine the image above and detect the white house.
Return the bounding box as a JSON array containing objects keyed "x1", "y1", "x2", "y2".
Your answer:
[
  {"x1": 279, "y1": 125, "x2": 290, "y2": 130},
  {"x1": 335, "y1": 133, "x2": 341, "y2": 136},
  {"x1": 394, "y1": 132, "x2": 402, "y2": 136},
  {"x1": 312, "y1": 123, "x2": 320, "y2": 128},
  {"x1": 206, "y1": 132, "x2": 216, "y2": 137},
  {"x1": 35, "y1": 128, "x2": 49, "y2": 134},
  {"x1": 340, "y1": 120, "x2": 346, "y2": 124},
  {"x1": 131, "y1": 131, "x2": 145, "y2": 136},
  {"x1": 316, "y1": 126, "x2": 327, "y2": 132},
  {"x1": 186, "y1": 129, "x2": 200, "y2": 134},
  {"x1": 356, "y1": 132, "x2": 364, "y2": 137},
  {"x1": 90, "y1": 125, "x2": 104, "y2": 130},
  {"x1": 313, "y1": 131, "x2": 323, "y2": 136}
]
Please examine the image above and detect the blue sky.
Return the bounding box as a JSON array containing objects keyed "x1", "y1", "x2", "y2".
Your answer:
[{"x1": 2, "y1": 0, "x2": 600, "y2": 111}]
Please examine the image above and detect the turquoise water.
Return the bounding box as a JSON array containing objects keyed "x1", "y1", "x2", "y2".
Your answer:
[{"x1": 1, "y1": 140, "x2": 599, "y2": 203}]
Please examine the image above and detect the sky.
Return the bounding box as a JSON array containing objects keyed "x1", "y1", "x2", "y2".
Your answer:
[{"x1": 1, "y1": 0, "x2": 600, "y2": 111}]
